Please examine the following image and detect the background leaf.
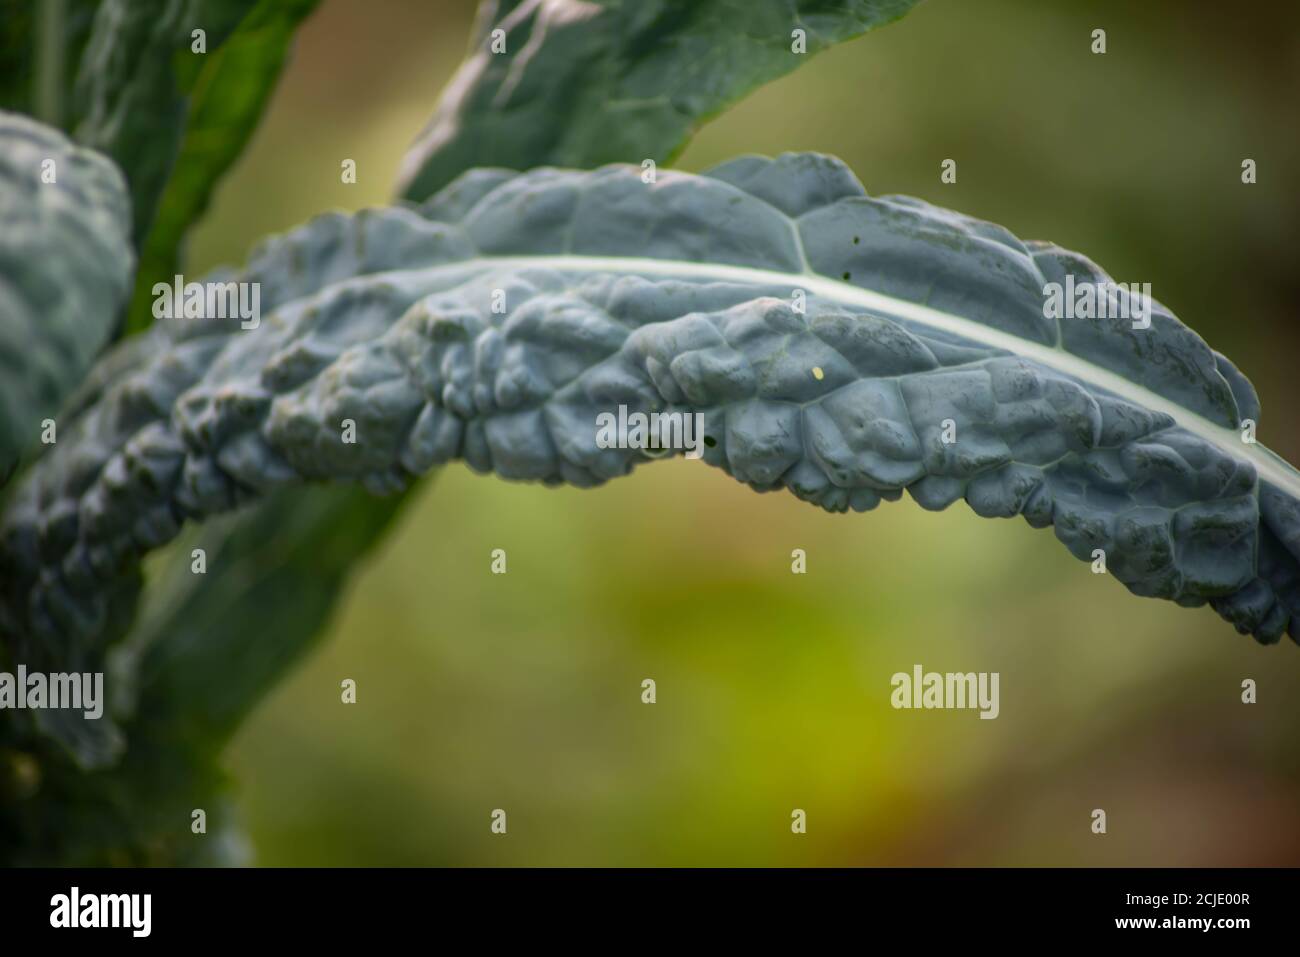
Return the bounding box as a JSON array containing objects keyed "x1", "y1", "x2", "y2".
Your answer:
[
  {"x1": 0, "y1": 110, "x2": 133, "y2": 481},
  {"x1": 73, "y1": 0, "x2": 257, "y2": 243},
  {"x1": 397, "y1": 0, "x2": 923, "y2": 201},
  {"x1": 121, "y1": 0, "x2": 321, "y2": 334},
  {"x1": 71, "y1": 0, "x2": 318, "y2": 329}
]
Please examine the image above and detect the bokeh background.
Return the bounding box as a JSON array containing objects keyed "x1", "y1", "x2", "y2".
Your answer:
[{"x1": 178, "y1": 0, "x2": 1300, "y2": 865}]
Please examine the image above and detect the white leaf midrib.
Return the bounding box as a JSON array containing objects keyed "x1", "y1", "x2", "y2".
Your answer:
[{"x1": 382, "y1": 253, "x2": 1300, "y2": 499}]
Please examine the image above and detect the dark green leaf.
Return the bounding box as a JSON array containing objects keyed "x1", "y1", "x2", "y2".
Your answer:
[
  {"x1": 72, "y1": 0, "x2": 317, "y2": 258},
  {"x1": 121, "y1": 0, "x2": 320, "y2": 335},
  {"x1": 397, "y1": 0, "x2": 924, "y2": 201},
  {"x1": 0, "y1": 110, "x2": 133, "y2": 481}
]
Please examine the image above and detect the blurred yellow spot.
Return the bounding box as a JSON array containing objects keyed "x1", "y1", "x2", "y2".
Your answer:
[{"x1": 812, "y1": 366, "x2": 824, "y2": 380}]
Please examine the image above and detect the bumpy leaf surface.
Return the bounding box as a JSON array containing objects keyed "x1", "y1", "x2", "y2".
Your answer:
[
  {"x1": 4, "y1": 154, "x2": 1299, "y2": 714},
  {"x1": 0, "y1": 111, "x2": 134, "y2": 477},
  {"x1": 397, "y1": 0, "x2": 923, "y2": 201}
]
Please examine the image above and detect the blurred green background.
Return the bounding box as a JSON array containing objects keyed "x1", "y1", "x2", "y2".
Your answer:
[{"x1": 181, "y1": 0, "x2": 1300, "y2": 865}]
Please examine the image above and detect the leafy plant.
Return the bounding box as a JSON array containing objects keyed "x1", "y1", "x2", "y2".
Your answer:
[{"x1": 1, "y1": 0, "x2": 1295, "y2": 865}]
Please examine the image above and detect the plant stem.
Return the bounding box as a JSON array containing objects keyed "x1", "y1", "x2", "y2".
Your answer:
[{"x1": 35, "y1": 0, "x2": 65, "y2": 127}]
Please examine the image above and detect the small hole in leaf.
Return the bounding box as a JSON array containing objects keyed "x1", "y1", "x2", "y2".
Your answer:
[
  {"x1": 852, "y1": 236, "x2": 860, "y2": 245},
  {"x1": 703, "y1": 435, "x2": 717, "y2": 448}
]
